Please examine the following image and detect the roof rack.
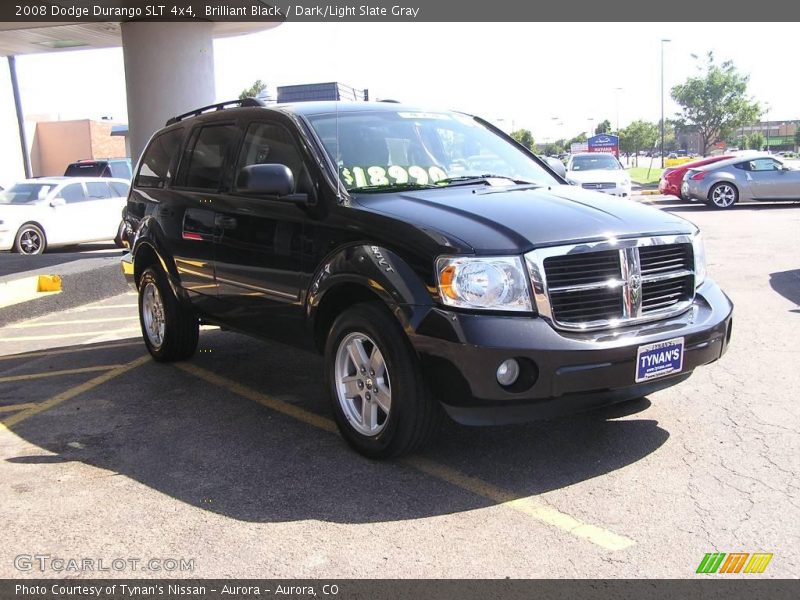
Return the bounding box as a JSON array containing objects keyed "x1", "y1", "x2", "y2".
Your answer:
[{"x1": 165, "y1": 97, "x2": 266, "y2": 126}]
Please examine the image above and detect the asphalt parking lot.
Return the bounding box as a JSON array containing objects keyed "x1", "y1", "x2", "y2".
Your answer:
[{"x1": 1, "y1": 200, "x2": 798, "y2": 578}]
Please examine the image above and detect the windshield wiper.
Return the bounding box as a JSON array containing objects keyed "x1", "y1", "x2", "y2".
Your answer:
[
  {"x1": 348, "y1": 182, "x2": 438, "y2": 193},
  {"x1": 436, "y1": 174, "x2": 536, "y2": 187}
]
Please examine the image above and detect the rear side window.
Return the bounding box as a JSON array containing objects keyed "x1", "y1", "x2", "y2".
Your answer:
[
  {"x1": 180, "y1": 124, "x2": 240, "y2": 190},
  {"x1": 109, "y1": 161, "x2": 132, "y2": 179},
  {"x1": 136, "y1": 129, "x2": 184, "y2": 189},
  {"x1": 109, "y1": 181, "x2": 130, "y2": 197},
  {"x1": 59, "y1": 183, "x2": 87, "y2": 203},
  {"x1": 86, "y1": 182, "x2": 112, "y2": 199}
]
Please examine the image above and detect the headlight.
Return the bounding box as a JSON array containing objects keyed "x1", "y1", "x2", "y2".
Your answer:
[
  {"x1": 436, "y1": 256, "x2": 532, "y2": 312},
  {"x1": 692, "y1": 232, "x2": 706, "y2": 288}
]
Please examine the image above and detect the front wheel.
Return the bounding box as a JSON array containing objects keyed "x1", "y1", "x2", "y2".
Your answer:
[
  {"x1": 707, "y1": 182, "x2": 738, "y2": 209},
  {"x1": 138, "y1": 266, "x2": 198, "y2": 362},
  {"x1": 324, "y1": 302, "x2": 442, "y2": 458},
  {"x1": 13, "y1": 223, "x2": 46, "y2": 255}
]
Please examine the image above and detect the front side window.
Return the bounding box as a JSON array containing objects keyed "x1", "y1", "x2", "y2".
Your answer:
[
  {"x1": 136, "y1": 128, "x2": 184, "y2": 189},
  {"x1": 180, "y1": 124, "x2": 239, "y2": 190},
  {"x1": 59, "y1": 183, "x2": 87, "y2": 203},
  {"x1": 748, "y1": 158, "x2": 780, "y2": 172},
  {"x1": 235, "y1": 122, "x2": 305, "y2": 191},
  {"x1": 306, "y1": 110, "x2": 558, "y2": 191}
]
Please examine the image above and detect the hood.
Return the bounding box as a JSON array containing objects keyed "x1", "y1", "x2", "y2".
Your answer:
[
  {"x1": 356, "y1": 183, "x2": 694, "y2": 253},
  {"x1": 566, "y1": 169, "x2": 630, "y2": 184}
]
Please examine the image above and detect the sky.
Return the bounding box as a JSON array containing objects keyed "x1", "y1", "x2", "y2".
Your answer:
[{"x1": 6, "y1": 22, "x2": 800, "y2": 144}]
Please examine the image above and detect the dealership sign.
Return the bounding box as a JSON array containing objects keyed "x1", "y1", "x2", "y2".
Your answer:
[{"x1": 588, "y1": 134, "x2": 619, "y2": 156}]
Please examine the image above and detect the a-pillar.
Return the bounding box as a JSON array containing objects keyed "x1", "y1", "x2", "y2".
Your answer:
[{"x1": 120, "y1": 21, "x2": 215, "y2": 163}]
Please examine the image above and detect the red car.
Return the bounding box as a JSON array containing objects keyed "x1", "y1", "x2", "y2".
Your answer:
[{"x1": 659, "y1": 155, "x2": 733, "y2": 198}]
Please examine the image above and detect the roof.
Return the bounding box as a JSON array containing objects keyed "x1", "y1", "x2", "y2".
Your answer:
[{"x1": 19, "y1": 176, "x2": 129, "y2": 185}]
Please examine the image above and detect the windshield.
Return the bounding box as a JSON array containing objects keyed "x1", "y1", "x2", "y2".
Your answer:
[
  {"x1": 0, "y1": 183, "x2": 55, "y2": 205},
  {"x1": 570, "y1": 154, "x2": 622, "y2": 171},
  {"x1": 305, "y1": 109, "x2": 559, "y2": 191}
]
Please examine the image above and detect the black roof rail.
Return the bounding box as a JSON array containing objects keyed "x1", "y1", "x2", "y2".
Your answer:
[{"x1": 165, "y1": 97, "x2": 266, "y2": 126}]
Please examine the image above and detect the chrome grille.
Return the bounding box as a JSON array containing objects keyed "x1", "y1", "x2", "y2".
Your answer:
[
  {"x1": 581, "y1": 182, "x2": 616, "y2": 190},
  {"x1": 525, "y1": 235, "x2": 696, "y2": 331}
]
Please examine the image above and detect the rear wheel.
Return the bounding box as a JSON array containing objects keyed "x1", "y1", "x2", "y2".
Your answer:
[
  {"x1": 13, "y1": 223, "x2": 46, "y2": 255},
  {"x1": 325, "y1": 302, "x2": 442, "y2": 458},
  {"x1": 707, "y1": 182, "x2": 738, "y2": 209},
  {"x1": 138, "y1": 266, "x2": 198, "y2": 361}
]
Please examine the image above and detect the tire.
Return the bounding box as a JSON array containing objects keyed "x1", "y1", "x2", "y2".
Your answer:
[
  {"x1": 324, "y1": 302, "x2": 443, "y2": 458},
  {"x1": 114, "y1": 221, "x2": 127, "y2": 248},
  {"x1": 137, "y1": 266, "x2": 198, "y2": 362},
  {"x1": 707, "y1": 182, "x2": 738, "y2": 209},
  {"x1": 13, "y1": 223, "x2": 46, "y2": 255}
]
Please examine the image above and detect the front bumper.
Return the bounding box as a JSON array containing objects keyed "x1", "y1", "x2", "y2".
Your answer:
[
  {"x1": 410, "y1": 280, "x2": 733, "y2": 425},
  {"x1": 579, "y1": 183, "x2": 631, "y2": 197},
  {"x1": 0, "y1": 229, "x2": 14, "y2": 251}
]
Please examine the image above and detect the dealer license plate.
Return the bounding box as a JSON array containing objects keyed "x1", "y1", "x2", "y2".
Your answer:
[{"x1": 635, "y1": 337, "x2": 684, "y2": 383}]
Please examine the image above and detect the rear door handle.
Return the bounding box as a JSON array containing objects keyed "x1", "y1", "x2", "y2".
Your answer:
[{"x1": 214, "y1": 215, "x2": 237, "y2": 230}]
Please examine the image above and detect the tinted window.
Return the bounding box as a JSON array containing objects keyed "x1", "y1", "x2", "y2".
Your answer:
[
  {"x1": 749, "y1": 158, "x2": 780, "y2": 172},
  {"x1": 181, "y1": 124, "x2": 239, "y2": 190},
  {"x1": 59, "y1": 183, "x2": 87, "y2": 203},
  {"x1": 136, "y1": 129, "x2": 184, "y2": 189},
  {"x1": 86, "y1": 182, "x2": 112, "y2": 199},
  {"x1": 109, "y1": 181, "x2": 130, "y2": 197},
  {"x1": 570, "y1": 154, "x2": 621, "y2": 171},
  {"x1": 235, "y1": 122, "x2": 305, "y2": 191},
  {"x1": 65, "y1": 162, "x2": 106, "y2": 177},
  {"x1": 0, "y1": 183, "x2": 56, "y2": 204}
]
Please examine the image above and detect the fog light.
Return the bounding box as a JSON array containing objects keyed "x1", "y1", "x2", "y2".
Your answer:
[{"x1": 496, "y1": 359, "x2": 520, "y2": 387}]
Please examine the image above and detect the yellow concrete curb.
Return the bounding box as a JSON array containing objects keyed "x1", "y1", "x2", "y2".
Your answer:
[
  {"x1": 635, "y1": 189, "x2": 662, "y2": 196},
  {"x1": 0, "y1": 274, "x2": 62, "y2": 309}
]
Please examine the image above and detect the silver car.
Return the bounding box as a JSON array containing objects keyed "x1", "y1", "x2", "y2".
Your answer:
[{"x1": 682, "y1": 155, "x2": 800, "y2": 209}]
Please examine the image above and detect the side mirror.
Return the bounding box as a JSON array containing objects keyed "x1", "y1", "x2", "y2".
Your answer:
[
  {"x1": 543, "y1": 156, "x2": 567, "y2": 179},
  {"x1": 237, "y1": 164, "x2": 306, "y2": 202},
  {"x1": 50, "y1": 197, "x2": 66, "y2": 207}
]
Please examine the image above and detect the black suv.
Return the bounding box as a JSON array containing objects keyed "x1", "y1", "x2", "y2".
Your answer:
[
  {"x1": 121, "y1": 99, "x2": 733, "y2": 458},
  {"x1": 65, "y1": 158, "x2": 132, "y2": 179}
]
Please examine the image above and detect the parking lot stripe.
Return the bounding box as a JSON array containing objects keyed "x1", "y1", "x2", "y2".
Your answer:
[
  {"x1": 0, "y1": 365, "x2": 124, "y2": 383},
  {"x1": 0, "y1": 403, "x2": 37, "y2": 413},
  {"x1": 407, "y1": 457, "x2": 635, "y2": 551},
  {"x1": 176, "y1": 362, "x2": 635, "y2": 551},
  {"x1": 1, "y1": 355, "x2": 150, "y2": 428},
  {"x1": 7, "y1": 317, "x2": 137, "y2": 329},
  {"x1": 0, "y1": 327, "x2": 141, "y2": 342},
  {"x1": 0, "y1": 341, "x2": 140, "y2": 362}
]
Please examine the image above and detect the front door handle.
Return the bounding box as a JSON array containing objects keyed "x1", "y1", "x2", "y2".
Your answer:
[{"x1": 214, "y1": 215, "x2": 237, "y2": 230}]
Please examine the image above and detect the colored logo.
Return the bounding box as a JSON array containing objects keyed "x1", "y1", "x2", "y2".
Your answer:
[{"x1": 696, "y1": 552, "x2": 773, "y2": 574}]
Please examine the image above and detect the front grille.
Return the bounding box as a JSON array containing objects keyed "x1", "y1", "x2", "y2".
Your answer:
[
  {"x1": 582, "y1": 182, "x2": 616, "y2": 190},
  {"x1": 527, "y1": 237, "x2": 696, "y2": 330}
]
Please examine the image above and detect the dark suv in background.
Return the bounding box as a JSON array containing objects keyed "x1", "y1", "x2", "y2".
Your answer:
[
  {"x1": 65, "y1": 158, "x2": 132, "y2": 180},
  {"x1": 122, "y1": 99, "x2": 733, "y2": 458}
]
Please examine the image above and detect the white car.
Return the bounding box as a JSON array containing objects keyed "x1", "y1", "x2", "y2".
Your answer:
[
  {"x1": 0, "y1": 177, "x2": 129, "y2": 255},
  {"x1": 565, "y1": 152, "x2": 632, "y2": 197}
]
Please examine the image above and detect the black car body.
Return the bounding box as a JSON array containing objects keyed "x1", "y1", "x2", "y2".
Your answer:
[{"x1": 121, "y1": 100, "x2": 733, "y2": 457}]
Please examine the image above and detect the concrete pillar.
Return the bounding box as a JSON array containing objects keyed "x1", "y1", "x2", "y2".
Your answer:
[{"x1": 121, "y1": 21, "x2": 215, "y2": 163}]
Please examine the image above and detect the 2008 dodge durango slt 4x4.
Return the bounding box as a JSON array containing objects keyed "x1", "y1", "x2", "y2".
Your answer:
[{"x1": 121, "y1": 99, "x2": 733, "y2": 458}]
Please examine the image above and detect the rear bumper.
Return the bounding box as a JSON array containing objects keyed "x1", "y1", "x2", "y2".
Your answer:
[
  {"x1": 659, "y1": 179, "x2": 680, "y2": 196},
  {"x1": 409, "y1": 280, "x2": 733, "y2": 425}
]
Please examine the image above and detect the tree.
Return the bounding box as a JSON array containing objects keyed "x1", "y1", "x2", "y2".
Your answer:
[
  {"x1": 746, "y1": 132, "x2": 765, "y2": 151},
  {"x1": 510, "y1": 129, "x2": 535, "y2": 151},
  {"x1": 620, "y1": 120, "x2": 658, "y2": 164},
  {"x1": 594, "y1": 119, "x2": 612, "y2": 135},
  {"x1": 794, "y1": 129, "x2": 800, "y2": 152},
  {"x1": 671, "y1": 52, "x2": 761, "y2": 155},
  {"x1": 239, "y1": 79, "x2": 267, "y2": 100},
  {"x1": 565, "y1": 132, "x2": 587, "y2": 151}
]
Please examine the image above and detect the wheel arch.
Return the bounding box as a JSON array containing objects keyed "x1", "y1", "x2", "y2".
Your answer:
[{"x1": 14, "y1": 221, "x2": 47, "y2": 252}]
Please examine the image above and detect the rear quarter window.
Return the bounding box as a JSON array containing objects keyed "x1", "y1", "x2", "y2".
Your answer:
[{"x1": 135, "y1": 128, "x2": 185, "y2": 189}]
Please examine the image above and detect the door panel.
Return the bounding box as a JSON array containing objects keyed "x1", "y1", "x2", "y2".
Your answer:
[
  {"x1": 212, "y1": 120, "x2": 308, "y2": 342},
  {"x1": 48, "y1": 182, "x2": 88, "y2": 244}
]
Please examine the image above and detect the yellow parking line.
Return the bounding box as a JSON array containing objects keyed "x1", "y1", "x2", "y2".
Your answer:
[
  {"x1": 0, "y1": 403, "x2": 37, "y2": 413},
  {"x1": 0, "y1": 365, "x2": 124, "y2": 383},
  {"x1": 0, "y1": 327, "x2": 141, "y2": 342},
  {"x1": 0, "y1": 341, "x2": 140, "y2": 362},
  {"x1": 7, "y1": 317, "x2": 137, "y2": 329},
  {"x1": 176, "y1": 362, "x2": 635, "y2": 551},
  {"x1": 1, "y1": 355, "x2": 150, "y2": 428}
]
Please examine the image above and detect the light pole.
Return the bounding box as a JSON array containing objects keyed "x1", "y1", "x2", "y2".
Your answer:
[
  {"x1": 588, "y1": 117, "x2": 595, "y2": 138},
  {"x1": 614, "y1": 87, "x2": 623, "y2": 136},
  {"x1": 660, "y1": 39, "x2": 671, "y2": 166},
  {"x1": 764, "y1": 103, "x2": 771, "y2": 152}
]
